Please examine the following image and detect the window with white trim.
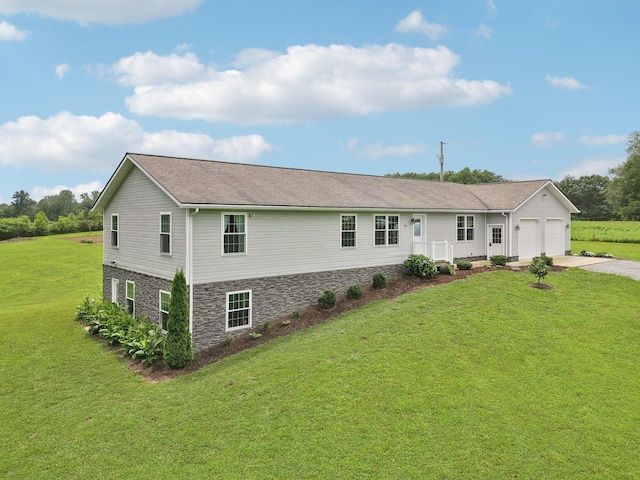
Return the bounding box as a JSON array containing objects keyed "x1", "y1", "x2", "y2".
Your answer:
[
  {"x1": 160, "y1": 213, "x2": 171, "y2": 255},
  {"x1": 341, "y1": 214, "x2": 356, "y2": 248},
  {"x1": 374, "y1": 215, "x2": 399, "y2": 246},
  {"x1": 111, "y1": 214, "x2": 119, "y2": 248},
  {"x1": 457, "y1": 215, "x2": 475, "y2": 241},
  {"x1": 226, "y1": 290, "x2": 252, "y2": 331},
  {"x1": 223, "y1": 213, "x2": 246, "y2": 254},
  {"x1": 111, "y1": 278, "x2": 119, "y2": 304},
  {"x1": 126, "y1": 280, "x2": 135, "y2": 314},
  {"x1": 159, "y1": 290, "x2": 171, "y2": 331}
]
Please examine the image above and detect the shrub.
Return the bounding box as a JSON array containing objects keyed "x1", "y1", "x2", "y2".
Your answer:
[
  {"x1": 404, "y1": 254, "x2": 438, "y2": 279},
  {"x1": 456, "y1": 260, "x2": 473, "y2": 270},
  {"x1": 261, "y1": 322, "x2": 271, "y2": 333},
  {"x1": 318, "y1": 290, "x2": 337, "y2": 309},
  {"x1": 120, "y1": 321, "x2": 164, "y2": 365},
  {"x1": 291, "y1": 310, "x2": 301, "y2": 320},
  {"x1": 528, "y1": 257, "x2": 549, "y2": 283},
  {"x1": 346, "y1": 285, "x2": 362, "y2": 301},
  {"x1": 221, "y1": 336, "x2": 233, "y2": 347},
  {"x1": 372, "y1": 273, "x2": 387, "y2": 289},
  {"x1": 281, "y1": 320, "x2": 291, "y2": 326},
  {"x1": 490, "y1": 255, "x2": 509, "y2": 267},
  {"x1": 540, "y1": 255, "x2": 554, "y2": 266},
  {"x1": 164, "y1": 269, "x2": 194, "y2": 369},
  {"x1": 249, "y1": 332, "x2": 262, "y2": 340}
]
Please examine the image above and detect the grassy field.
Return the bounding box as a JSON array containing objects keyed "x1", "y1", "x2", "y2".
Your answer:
[
  {"x1": 2, "y1": 234, "x2": 640, "y2": 479},
  {"x1": 572, "y1": 240, "x2": 640, "y2": 261},
  {"x1": 572, "y1": 220, "x2": 640, "y2": 243}
]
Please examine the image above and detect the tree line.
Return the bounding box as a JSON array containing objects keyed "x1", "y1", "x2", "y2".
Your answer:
[{"x1": 0, "y1": 189, "x2": 102, "y2": 240}]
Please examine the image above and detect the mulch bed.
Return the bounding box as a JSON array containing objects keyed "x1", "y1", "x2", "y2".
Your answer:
[{"x1": 127, "y1": 264, "x2": 565, "y2": 382}]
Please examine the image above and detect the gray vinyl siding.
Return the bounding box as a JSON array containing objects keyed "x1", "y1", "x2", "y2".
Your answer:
[
  {"x1": 191, "y1": 210, "x2": 414, "y2": 283},
  {"x1": 513, "y1": 185, "x2": 571, "y2": 257},
  {"x1": 103, "y1": 167, "x2": 186, "y2": 279},
  {"x1": 424, "y1": 212, "x2": 488, "y2": 260}
]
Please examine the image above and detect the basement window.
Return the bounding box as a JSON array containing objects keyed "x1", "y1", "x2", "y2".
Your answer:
[{"x1": 226, "y1": 290, "x2": 252, "y2": 331}]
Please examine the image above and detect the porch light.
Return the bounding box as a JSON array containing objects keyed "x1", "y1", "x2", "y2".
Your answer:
[
  {"x1": 566, "y1": 223, "x2": 570, "y2": 229},
  {"x1": 515, "y1": 225, "x2": 520, "y2": 231}
]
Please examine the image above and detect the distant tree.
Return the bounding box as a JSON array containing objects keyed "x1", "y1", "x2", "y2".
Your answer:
[
  {"x1": 386, "y1": 167, "x2": 507, "y2": 184},
  {"x1": 608, "y1": 131, "x2": 640, "y2": 220},
  {"x1": 0, "y1": 203, "x2": 12, "y2": 219},
  {"x1": 11, "y1": 190, "x2": 36, "y2": 219},
  {"x1": 38, "y1": 189, "x2": 78, "y2": 221},
  {"x1": 164, "y1": 269, "x2": 193, "y2": 369},
  {"x1": 78, "y1": 190, "x2": 100, "y2": 212},
  {"x1": 556, "y1": 175, "x2": 614, "y2": 220},
  {"x1": 33, "y1": 211, "x2": 50, "y2": 236}
]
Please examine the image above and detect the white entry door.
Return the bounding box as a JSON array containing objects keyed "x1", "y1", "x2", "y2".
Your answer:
[{"x1": 488, "y1": 225, "x2": 504, "y2": 257}]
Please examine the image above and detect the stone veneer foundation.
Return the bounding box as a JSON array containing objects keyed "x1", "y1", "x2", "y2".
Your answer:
[{"x1": 104, "y1": 263, "x2": 404, "y2": 352}]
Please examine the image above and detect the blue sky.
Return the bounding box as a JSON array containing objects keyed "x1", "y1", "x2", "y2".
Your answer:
[{"x1": 0, "y1": 0, "x2": 637, "y2": 204}]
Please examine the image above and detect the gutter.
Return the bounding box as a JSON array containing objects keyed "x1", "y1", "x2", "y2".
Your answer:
[{"x1": 187, "y1": 208, "x2": 199, "y2": 334}]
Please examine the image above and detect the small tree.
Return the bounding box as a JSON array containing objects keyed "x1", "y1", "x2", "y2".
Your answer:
[
  {"x1": 164, "y1": 269, "x2": 193, "y2": 369},
  {"x1": 528, "y1": 257, "x2": 549, "y2": 284}
]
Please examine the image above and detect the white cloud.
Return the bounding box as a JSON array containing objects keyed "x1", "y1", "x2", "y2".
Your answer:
[
  {"x1": 119, "y1": 45, "x2": 511, "y2": 125},
  {"x1": 0, "y1": 111, "x2": 273, "y2": 170},
  {"x1": 0, "y1": 0, "x2": 202, "y2": 25},
  {"x1": 55, "y1": 63, "x2": 71, "y2": 79},
  {"x1": 557, "y1": 157, "x2": 623, "y2": 178},
  {"x1": 0, "y1": 20, "x2": 28, "y2": 41},
  {"x1": 112, "y1": 51, "x2": 206, "y2": 87},
  {"x1": 487, "y1": 0, "x2": 497, "y2": 13},
  {"x1": 31, "y1": 181, "x2": 103, "y2": 201},
  {"x1": 355, "y1": 142, "x2": 427, "y2": 159},
  {"x1": 578, "y1": 134, "x2": 626, "y2": 146},
  {"x1": 346, "y1": 138, "x2": 358, "y2": 151},
  {"x1": 545, "y1": 74, "x2": 588, "y2": 90},
  {"x1": 473, "y1": 24, "x2": 493, "y2": 38},
  {"x1": 395, "y1": 10, "x2": 448, "y2": 40},
  {"x1": 174, "y1": 42, "x2": 191, "y2": 53},
  {"x1": 531, "y1": 131, "x2": 564, "y2": 147}
]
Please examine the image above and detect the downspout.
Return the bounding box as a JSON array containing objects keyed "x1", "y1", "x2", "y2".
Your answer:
[
  {"x1": 502, "y1": 212, "x2": 509, "y2": 260},
  {"x1": 187, "y1": 208, "x2": 200, "y2": 334}
]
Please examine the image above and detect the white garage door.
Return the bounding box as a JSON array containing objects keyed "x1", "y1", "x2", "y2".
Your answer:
[
  {"x1": 545, "y1": 219, "x2": 565, "y2": 257},
  {"x1": 518, "y1": 219, "x2": 540, "y2": 260}
]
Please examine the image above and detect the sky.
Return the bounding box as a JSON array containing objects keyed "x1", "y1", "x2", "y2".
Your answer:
[{"x1": 0, "y1": 0, "x2": 637, "y2": 205}]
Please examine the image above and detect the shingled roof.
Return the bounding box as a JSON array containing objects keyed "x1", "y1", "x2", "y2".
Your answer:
[{"x1": 93, "y1": 153, "x2": 578, "y2": 213}]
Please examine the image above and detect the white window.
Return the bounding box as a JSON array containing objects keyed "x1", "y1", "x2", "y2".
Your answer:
[
  {"x1": 223, "y1": 213, "x2": 247, "y2": 254},
  {"x1": 341, "y1": 214, "x2": 356, "y2": 248},
  {"x1": 126, "y1": 280, "x2": 135, "y2": 315},
  {"x1": 111, "y1": 278, "x2": 119, "y2": 304},
  {"x1": 111, "y1": 214, "x2": 119, "y2": 248},
  {"x1": 160, "y1": 213, "x2": 171, "y2": 255},
  {"x1": 159, "y1": 290, "x2": 171, "y2": 331},
  {"x1": 226, "y1": 290, "x2": 252, "y2": 331},
  {"x1": 374, "y1": 215, "x2": 399, "y2": 246},
  {"x1": 457, "y1": 215, "x2": 475, "y2": 241}
]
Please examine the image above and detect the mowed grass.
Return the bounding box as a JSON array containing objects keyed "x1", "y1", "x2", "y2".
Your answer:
[
  {"x1": 572, "y1": 220, "x2": 640, "y2": 243},
  {"x1": 2, "y1": 235, "x2": 640, "y2": 479},
  {"x1": 572, "y1": 240, "x2": 640, "y2": 261}
]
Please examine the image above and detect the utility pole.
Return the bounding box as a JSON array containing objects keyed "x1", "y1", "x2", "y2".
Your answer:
[{"x1": 438, "y1": 141, "x2": 446, "y2": 182}]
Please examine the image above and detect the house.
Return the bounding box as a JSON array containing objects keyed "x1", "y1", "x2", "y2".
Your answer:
[{"x1": 93, "y1": 153, "x2": 579, "y2": 351}]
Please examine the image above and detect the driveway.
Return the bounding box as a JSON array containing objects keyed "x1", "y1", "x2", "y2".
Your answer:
[{"x1": 512, "y1": 255, "x2": 640, "y2": 282}]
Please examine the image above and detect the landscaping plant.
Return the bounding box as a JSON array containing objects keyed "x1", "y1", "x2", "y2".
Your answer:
[
  {"x1": 372, "y1": 273, "x2": 387, "y2": 289},
  {"x1": 404, "y1": 254, "x2": 438, "y2": 279},
  {"x1": 164, "y1": 269, "x2": 194, "y2": 369},
  {"x1": 318, "y1": 290, "x2": 337, "y2": 309},
  {"x1": 528, "y1": 256, "x2": 549, "y2": 284}
]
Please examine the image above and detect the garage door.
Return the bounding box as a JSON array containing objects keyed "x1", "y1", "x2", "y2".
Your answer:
[
  {"x1": 545, "y1": 219, "x2": 565, "y2": 256},
  {"x1": 518, "y1": 219, "x2": 540, "y2": 260}
]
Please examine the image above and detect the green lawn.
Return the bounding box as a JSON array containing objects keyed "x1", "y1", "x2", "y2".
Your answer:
[
  {"x1": 2, "y1": 235, "x2": 640, "y2": 479},
  {"x1": 572, "y1": 220, "x2": 640, "y2": 243},
  {"x1": 572, "y1": 240, "x2": 640, "y2": 261}
]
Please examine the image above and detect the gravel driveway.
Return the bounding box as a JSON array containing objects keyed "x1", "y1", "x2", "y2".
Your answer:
[{"x1": 580, "y1": 259, "x2": 640, "y2": 281}]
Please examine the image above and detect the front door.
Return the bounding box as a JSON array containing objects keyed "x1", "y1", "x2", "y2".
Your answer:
[
  {"x1": 412, "y1": 214, "x2": 426, "y2": 255},
  {"x1": 488, "y1": 225, "x2": 504, "y2": 257}
]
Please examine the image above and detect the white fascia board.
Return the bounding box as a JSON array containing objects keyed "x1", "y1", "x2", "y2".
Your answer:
[{"x1": 178, "y1": 203, "x2": 491, "y2": 213}]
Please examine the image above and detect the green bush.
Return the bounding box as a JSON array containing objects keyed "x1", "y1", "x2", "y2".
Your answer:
[
  {"x1": 404, "y1": 254, "x2": 438, "y2": 279},
  {"x1": 120, "y1": 321, "x2": 164, "y2": 365},
  {"x1": 164, "y1": 269, "x2": 194, "y2": 369},
  {"x1": 291, "y1": 310, "x2": 301, "y2": 320},
  {"x1": 490, "y1": 255, "x2": 509, "y2": 267},
  {"x1": 261, "y1": 322, "x2": 271, "y2": 333},
  {"x1": 318, "y1": 290, "x2": 337, "y2": 309},
  {"x1": 346, "y1": 285, "x2": 363, "y2": 300},
  {"x1": 372, "y1": 273, "x2": 387, "y2": 289},
  {"x1": 528, "y1": 257, "x2": 549, "y2": 283},
  {"x1": 456, "y1": 260, "x2": 473, "y2": 270},
  {"x1": 249, "y1": 332, "x2": 262, "y2": 340},
  {"x1": 540, "y1": 255, "x2": 554, "y2": 266}
]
